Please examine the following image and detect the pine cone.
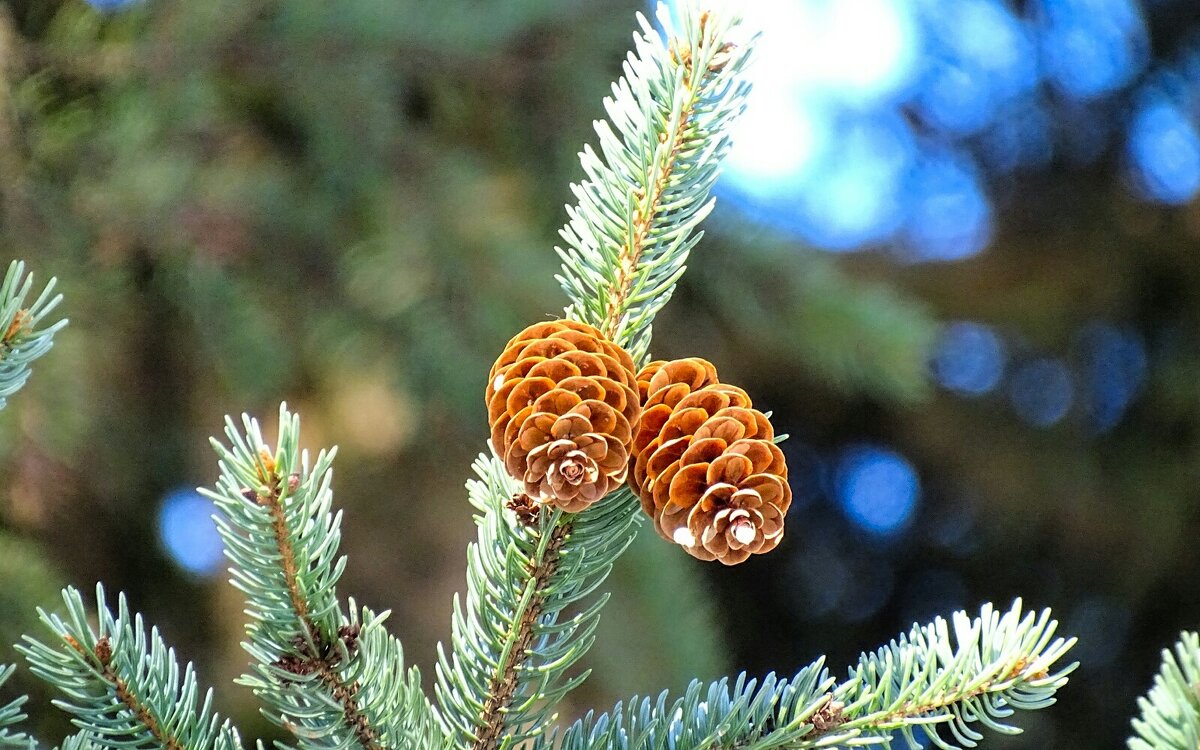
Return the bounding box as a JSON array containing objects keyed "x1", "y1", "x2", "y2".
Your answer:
[
  {"x1": 628, "y1": 359, "x2": 790, "y2": 565},
  {"x1": 486, "y1": 320, "x2": 640, "y2": 512}
]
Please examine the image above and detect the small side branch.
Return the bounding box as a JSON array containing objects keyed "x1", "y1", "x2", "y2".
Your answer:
[
  {"x1": 250, "y1": 453, "x2": 384, "y2": 750},
  {"x1": 555, "y1": 601, "x2": 1074, "y2": 750},
  {"x1": 21, "y1": 585, "x2": 242, "y2": 750},
  {"x1": 76, "y1": 637, "x2": 185, "y2": 750},
  {"x1": 600, "y1": 17, "x2": 722, "y2": 341}
]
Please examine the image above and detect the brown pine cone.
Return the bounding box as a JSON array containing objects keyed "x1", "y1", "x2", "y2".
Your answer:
[
  {"x1": 486, "y1": 320, "x2": 640, "y2": 512},
  {"x1": 628, "y1": 359, "x2": 790, "y2": 565}
]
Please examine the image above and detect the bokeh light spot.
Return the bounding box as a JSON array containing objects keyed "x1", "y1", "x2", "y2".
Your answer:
[
  {"x1": 85, "y1": 0, "x2": 140, "y2": 11},
  {"x1": 797, "y1": 116, "x2": 915, "y2": 250},
  {"x1": 1077, "y1": 322, "x2": 1147, "y2": 432},
  {"x1": 724, "y1": 88, "x2": 824, "y2": 194},
  {"x1": 835, "y1": 444, "x2": 920, "y2": 536},
  {"x1": 916, "y1": 62, "x2": 996, "y2": 135},
  {"x1": 159, "y1": 488, "x2": 225, "y2": 577},
  {"x1": 946, "y1": 0, "x2": 1038, "y2": 98},
  {"x1": 1035, "y1": 0, "x2": 1147, "y2": 101},
  {"x1": 916, "y1": 0, "x2": 1038, "y2": 136},
  {"x1": 901, "y1": 153, "x2": 993, "y2": 261},
  {"x1": 931, "y1": 321, "x2": 1006, "y2": 396},
  {"x1": 980, "y1": 102, "x2": 1054, "y2": 172},
  {"x1": 1126, "y1": 98, "x2": 1200, "y2": 205},
  {"x1": 756, "y1": 0, "x2": 921, "y2": 103},
  {"x1": 817, "y1": 0, "x2": 920, "y2": 100},
  {"x1": 1009, "y1": 358, "x2": 1074, "y2": 427}
]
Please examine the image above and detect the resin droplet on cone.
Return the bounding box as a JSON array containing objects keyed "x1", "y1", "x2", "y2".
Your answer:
[
  {"x1": 629, "y1": 357, "x2": 790, "y2": 565},
  {"x1": 486, "y1": 320, "x2": 641, "y2": 512}
]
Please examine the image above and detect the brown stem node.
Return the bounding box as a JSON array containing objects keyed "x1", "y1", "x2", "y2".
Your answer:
[{"x1": 94, "y1": 636, "x2": 112, "y2": 666}]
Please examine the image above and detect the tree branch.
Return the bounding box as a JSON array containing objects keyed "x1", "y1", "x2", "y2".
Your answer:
[
  {"x1": 250, "y1": 451, "x2": 384, "y2": 750},
  {"x1": 471, "y1": 526, "x2": 566, "y2": 750}
]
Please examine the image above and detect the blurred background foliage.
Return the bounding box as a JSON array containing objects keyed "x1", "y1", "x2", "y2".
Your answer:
[{"x1": 0, "y1": 0, "x2": 1198, "y2": 747}]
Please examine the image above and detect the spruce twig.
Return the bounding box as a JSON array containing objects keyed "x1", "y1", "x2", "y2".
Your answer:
[
  {"x1": 1128, "y1": 631, "x2": 1200, "y2": 750},
  {"x1": 554, "y1": 601, "x2": 1076, "y2": 749},
  {"x1": 0, "y1": 261, "x2": 67, "y2": 411},
  {"x1": 438, "y1": 6, "x2": 754, "y2": 748},
  {"x1": 248, "y1": 454, "x2": 381, "y2": 750},
  {"x1": 598, "y1": 16, "x2": 720, "y2": 342},
  {"x1": 18, "y1": 585, "x2": 241, "y2": 750},
  {"x1": 206, "y1": 407, "x2": 435, "y2": 750},
  {"x1": 557, "y1": 4, "x2": 752, "y2": 363}
]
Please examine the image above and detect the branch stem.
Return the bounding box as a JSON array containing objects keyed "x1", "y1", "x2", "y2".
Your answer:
[
  {"x1": 256, "y1": 471, "x2": 383, "y2": 750},
  {"x1": 468, "y1": 24, "x2": 719, "y2": 750},
  {"x1": 600, "y1": 34, "x2": 707, "y2": 341},
  {"x1": 812, "y1": 659, "x2": 1046, "y2": 741},
  {"x1": 63, "y1": 636, "x2": 184, "y2": 750},
  {"x1": 471, "y1": 522, "x2": 567, "y2": 750}
]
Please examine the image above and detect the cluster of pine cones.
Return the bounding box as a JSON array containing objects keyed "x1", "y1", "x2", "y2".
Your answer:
[{"x1": 486, "y1": 320, "x2": 790, "y2": 565}]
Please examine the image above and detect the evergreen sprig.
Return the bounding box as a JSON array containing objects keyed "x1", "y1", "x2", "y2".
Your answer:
[
  {"x1": 551, "y1": 664, "x2": 834, "y2": 750},
  {"x1": 0, "y1": 260, "x2": 67, "y2": 411},
  {"x1": 1128, "y1": 631, "x2": 1200, "y2": 750},
  {"x1": 0, "y1": 666, "x2": 34, "y2": 750},
  {"x1": 831, "y1": 600, "x2": 1076, "y2": 749},
  {"x1": 553, "y1": 600, "x2": 1075, "y2": 750},
  {"x1": 555, "y1": 3, "x2": 752, "y2": 363},
  {"x1": 437, "y1": 6, "x2": 754, "y2": 748},
  {"x1": 434, "y1": 454, "x2": 641, "y2": 749},
  {"x1": 202, "y1": 405, "x2": 436, "y2": 750},
  {"x1": 17, "y1": 585, "x2": 241, "y2": 750}
]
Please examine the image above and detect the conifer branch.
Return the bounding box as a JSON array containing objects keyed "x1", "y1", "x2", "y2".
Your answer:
[
  {"x1": 248, "y1": 459, "x2": 380, "y2": 750},
  {"x1": 553, "y1": 600, "x2": 1075, "y2": 750},
  {"x1": 219, "y1": 432, "x2": 378, "y2": 750},
  {"x1": 204, "y1": 406, "x2": 436, "y2": 750},
  {"x1": 0, "y1": 665, "x2": 34, "y2": 750},
  {"x1": 1128, "y1": 631, "x2": 1200, "y2": 750},
  {"x1": 0, "y1": 260, "x2": 67, "y2": 411},
  {"x1": 469, "y1": 520, "x2": 566, "y2": 750},
  {"x1": 434, "y1": 455, "x2": 641, "y2": 749},
  {"x1": 18, "y1": 585, "x2": 242, "y2": 750},
  {"x1": 438, "y1": 5, "x2": 754, "y2": 747},
  {"x1": 556, "y1": 3, "x2": 753, "y2": 363}
]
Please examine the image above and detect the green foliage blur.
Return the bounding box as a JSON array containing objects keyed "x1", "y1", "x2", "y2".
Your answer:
[{"x1": 0, "y1": 0, "x2": 1196, "y2": 748}]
